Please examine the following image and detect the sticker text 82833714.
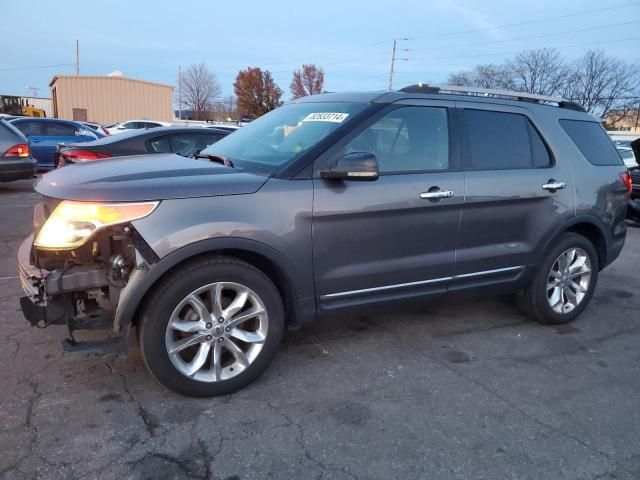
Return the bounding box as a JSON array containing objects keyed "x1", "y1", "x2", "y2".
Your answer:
[{"x1": 302, "y1": 112, "x2": 349, "y2": 123}]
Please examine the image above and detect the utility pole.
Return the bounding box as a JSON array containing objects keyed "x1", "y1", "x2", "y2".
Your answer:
[
  {"x1": 388, "y1": 39, "x2": 397, "y2": 91},
  {"x1": 178, "y1": 65, "x2": 183, "y2": 120},
  {"x1": 76, "y1": 40, "x2": 80, "y2": 75}
]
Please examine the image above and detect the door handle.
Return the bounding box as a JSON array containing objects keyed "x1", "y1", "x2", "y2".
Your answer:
[
  {"x1": 420, "y1": 189, "x2": 455, "y2": 199},
  {"x1": 31, "y1": 138, "x2": 41, "y2": 143},
  {"x1": 542, "y1": 181, "x2": 566, "y2": 191}
]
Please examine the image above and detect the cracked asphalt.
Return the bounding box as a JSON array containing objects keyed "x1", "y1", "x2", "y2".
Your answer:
[{"x1": 1, "y1": 178, "x2": 639, "y2": 480}]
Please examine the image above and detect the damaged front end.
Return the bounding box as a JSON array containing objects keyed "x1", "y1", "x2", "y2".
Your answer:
[{"x1": 18, "y1": 199, "x2": 159, "y2": 355}]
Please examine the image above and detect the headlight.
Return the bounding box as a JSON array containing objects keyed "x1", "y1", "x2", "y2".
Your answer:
[{"x1": 35, "y1": 200, "x2": 158, "y2": 250}]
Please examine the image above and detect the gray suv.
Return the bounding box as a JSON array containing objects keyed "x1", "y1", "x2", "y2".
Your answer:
[{"x1": 18, "y1": 85, "x2": 630, "y2": 397}]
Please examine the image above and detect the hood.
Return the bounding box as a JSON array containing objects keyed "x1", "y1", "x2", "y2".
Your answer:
[{"x1": 36, "y1": 154, "x2": 269, "y2": 202}]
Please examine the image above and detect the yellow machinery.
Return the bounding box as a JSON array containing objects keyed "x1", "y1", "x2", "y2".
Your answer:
[{"x1": 0, "y1": 95, "x2": 46, "y2": 117}]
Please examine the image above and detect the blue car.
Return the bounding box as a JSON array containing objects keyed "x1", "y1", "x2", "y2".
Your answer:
[{"x1": 9, "y1": 118, "x2": 103, "y2": 169}]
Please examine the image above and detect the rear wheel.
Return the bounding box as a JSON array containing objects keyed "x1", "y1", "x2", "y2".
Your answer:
[
  {"x1": 517, "y1": 233, "x2": 598, "y2": 324},
  {"x1": 138, "y1": 256, "x2": 285, "y2": 397}
]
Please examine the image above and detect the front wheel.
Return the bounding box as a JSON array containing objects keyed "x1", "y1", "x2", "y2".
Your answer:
[
  {"x1": 517, "y1": 233, "x2": 599, "y2": 325},
  {"x1": 138, "y1": 256, "x2": 285, "y2": 397}
]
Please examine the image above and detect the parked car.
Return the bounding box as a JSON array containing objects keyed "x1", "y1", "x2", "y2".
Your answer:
[
  {"x1": 107, "y1": 120, "x2": 172, "y2": 135},
  {"x1": 630, "y1": 139, "x2": 640, "y2": 200},
  {"x1": 9, "y1": 118, "x2": 102, "y2": 169},
  {"x1": 0, "y1": 119, "x2": 36, "y2": 182},
  {"x1": 56, "y1": 127, "x2": 230, "y2": 167},
  {"x1": 204, "y1": 124, "x2": 240, "y2": 133},
  {"x1": 18, "y1": 85, "x2": 630, "y2": 397},
  {"x1": 81, "y1": 121, "x2": 111, "y2": 137},
  {"x1": 617, "y1": 146, "x2": 638, "y2": 168}
]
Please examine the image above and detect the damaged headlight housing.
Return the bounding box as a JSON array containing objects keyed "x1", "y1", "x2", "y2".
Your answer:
[{"x1": 34, "y1": 201, "x2": 158, "y2": 250}]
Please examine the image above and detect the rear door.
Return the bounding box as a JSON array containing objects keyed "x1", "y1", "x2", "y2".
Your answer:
[
  {"x1": 454, "y1": 102, "x2": 574, "y2": 285},
  {"x1": 312, "y1": 101, "x2": 464, "y2": 309},
  {"x1": 12, "y1": 120, "x2": 45, "y2": 166}
]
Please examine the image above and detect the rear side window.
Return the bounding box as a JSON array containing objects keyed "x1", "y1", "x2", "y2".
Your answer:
[
  {"x1": 464, "y1": 109, "x2": 551, "y2": 170},
  {"x1": 559, "y1": 119, "x2": 622, "y2": 166},
  {"x1": 148, "y1": 136, "x2": 171, "y2": 153},
  {"x1": 46, "y1": 122, "x2": 77, "y2": 136},
  {"x1": 170, "y1": 133, "x2": 223, "y2": 156}
]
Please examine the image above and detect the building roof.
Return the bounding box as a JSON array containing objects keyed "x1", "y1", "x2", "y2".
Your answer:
[{"x1": 49, "y1": 75, "x2": 174, "y2": 89}]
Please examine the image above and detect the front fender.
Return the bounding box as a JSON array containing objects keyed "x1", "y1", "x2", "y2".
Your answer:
[{"x1": 114, "y1": 235, "x2": 312, "y2": 328}]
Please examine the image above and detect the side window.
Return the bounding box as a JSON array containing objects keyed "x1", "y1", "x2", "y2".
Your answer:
[
  {"x1": 559, "y1": 119, "x2": 622, "y2": 166},
  {"x1": 146, "y1": 122, "x2": 161, "y2": 128},
  {"x1": 344, "y1": 106, "x2": 449, "y2": 173},
  {"x1": 147, "y1": 136, "x2": 171, "y2": 153},
  {"x1": 45, "y1": 122, "x2": 78, "y2": 136},
  {"x1": 464, "y1": 109, "x2": 550, "y2": 170},
  {"x1": 170, "y1": 134, "x2": 221, "y2": 156},
  {"x1": 13, "y1": 121, "x2": 43, "y2": 137},
  {"x1": 121, "y1": 122, "x2": 137, "y2": 129}
]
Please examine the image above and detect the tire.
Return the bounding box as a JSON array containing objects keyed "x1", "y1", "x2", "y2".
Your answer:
[
  {"x1": 516, "y1": 233, "x2": 599, "y2": 325},
  {"x1": 138, "y1": 255, "x2": 285, "y2": 397}
]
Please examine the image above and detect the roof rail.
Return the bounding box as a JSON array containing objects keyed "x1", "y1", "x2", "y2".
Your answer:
[{"x1": 398, "y1": 83, "x2": 586, "y2": 112}]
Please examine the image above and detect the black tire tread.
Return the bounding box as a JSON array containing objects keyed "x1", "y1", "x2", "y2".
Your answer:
[
  {"x1": 516, "y1": 233, "x2": 598, "y2": 325},
  {"x1": 138, "y1": 254, "x2": 284, "y2": 397}
]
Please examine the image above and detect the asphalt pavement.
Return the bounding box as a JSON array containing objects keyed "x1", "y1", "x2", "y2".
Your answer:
[{"x1": 1, "y1": 178, "x2": 639, "y2": 480}]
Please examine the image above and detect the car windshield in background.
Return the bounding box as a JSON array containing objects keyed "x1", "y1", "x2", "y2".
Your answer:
[{"x1": 199, "y1": 102, "x2": 366, "y2": 173}]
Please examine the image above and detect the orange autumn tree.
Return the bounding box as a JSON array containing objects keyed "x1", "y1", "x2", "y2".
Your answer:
[{"x1": 234, "y1": 67, "x2": 283, "y2": 118}]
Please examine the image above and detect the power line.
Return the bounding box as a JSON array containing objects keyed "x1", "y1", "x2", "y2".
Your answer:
[
  {"x1": 410, "y1": 19, "x2": 640, "y2": 52},
  {"x1": 398, "y1": 35, "x2": 640, "y2": 66},
  {"x1": 405, "y1": 0, "x2": 640, "y2": 40},
  {"x1": 256, "y1": 1, "x2": 640, "y2": 69},
  {"x1": 0, "y1": 63, "x2": 74, "y2": 72}
]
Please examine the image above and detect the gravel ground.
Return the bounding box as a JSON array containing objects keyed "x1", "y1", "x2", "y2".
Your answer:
[{"x1": 1, "y1": 179, "x2": 639, "y2": 480}]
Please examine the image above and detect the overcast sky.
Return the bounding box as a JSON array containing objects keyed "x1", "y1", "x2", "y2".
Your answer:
[{"x1": 1, "y1": 0, "x2": 639, "y2": 100}]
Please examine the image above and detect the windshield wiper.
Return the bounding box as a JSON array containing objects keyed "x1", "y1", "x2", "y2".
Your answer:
[{"x1": 195, "y1": 153, "x2": 234, "y2": 168}]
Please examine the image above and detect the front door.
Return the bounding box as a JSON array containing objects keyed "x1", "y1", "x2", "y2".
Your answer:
[{"x1": 312, "y1": 103, "x2": 463, "y2": 310}]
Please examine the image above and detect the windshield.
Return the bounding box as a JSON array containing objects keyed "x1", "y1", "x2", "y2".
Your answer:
[{"x1": 200, "y1": 102, "x2": 366, "y2": 174}]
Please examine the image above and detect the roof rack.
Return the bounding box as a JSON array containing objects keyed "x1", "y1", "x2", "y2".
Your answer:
[{"x1": 398, "y1": 83, "x2": 586, "y2": 112}]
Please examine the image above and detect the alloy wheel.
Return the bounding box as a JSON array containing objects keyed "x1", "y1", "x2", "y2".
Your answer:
[
  {"x1": 546, "y1": 247, "x2": 592, "y2": 314},
  {"x1": 165, "y1": 282, "x2": 268, "y2": 382}
]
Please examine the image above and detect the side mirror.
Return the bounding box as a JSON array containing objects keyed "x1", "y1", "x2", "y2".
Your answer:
[{"x1": 320, "y1": 152, "x2": 379, "y2": 181}]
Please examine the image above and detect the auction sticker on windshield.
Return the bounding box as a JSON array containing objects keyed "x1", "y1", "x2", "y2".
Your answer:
[{"x1": 302, "y1": 112, "x2": 349, "y2": 123}]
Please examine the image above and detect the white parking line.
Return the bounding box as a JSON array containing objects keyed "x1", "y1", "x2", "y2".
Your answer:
[{"x1": 0, "y1": 276, "x2": 18, "y2": 281}]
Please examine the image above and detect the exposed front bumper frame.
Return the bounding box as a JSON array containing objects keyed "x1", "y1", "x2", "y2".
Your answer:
[{"x1": 18, "y1": 234, "x2": 108, "y2": 306}]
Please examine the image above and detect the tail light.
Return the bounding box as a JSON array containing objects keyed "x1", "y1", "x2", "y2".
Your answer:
[
  {"x1": 61, "y1": 149, "x2": 112, "y2": 163},
  {"x1": 620, "y1": 171, "x2": 632, "y2": 196},
  {"x1": 2, "y1": 143, "x2": 30, "y2": 158}
]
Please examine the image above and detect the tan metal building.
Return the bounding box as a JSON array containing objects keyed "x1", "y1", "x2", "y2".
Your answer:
[{"x1": 49, "y1": 75, "x2": 174, "y2": 124}]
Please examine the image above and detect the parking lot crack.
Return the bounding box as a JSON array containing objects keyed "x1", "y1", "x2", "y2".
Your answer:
[
  {"x1": 266, "y1": 401, "x2": 360, "y2": 480},
  {"x1": 106, "y1": 361, "x2": 159, "y2": 436}
]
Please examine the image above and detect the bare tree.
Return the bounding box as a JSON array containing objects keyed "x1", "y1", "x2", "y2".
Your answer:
[
  {"x1": 507, "y1": 48, "x2": 569, "y2": 96},
  {"x1": 178, "y1": 63, "x2": 222, "y2": 120},
  {"x1": 290, "y1": 64, "x2": 325, "y2": 99},
  {"x1": 211, "y1": 95, "x2": 237, "y2": 121},
  {"x1": 448, "y1": 64, "x2": 514, "y2": 90},
  {"x1": 564, "y1": 49, "x2": 640, "y2": 117}
]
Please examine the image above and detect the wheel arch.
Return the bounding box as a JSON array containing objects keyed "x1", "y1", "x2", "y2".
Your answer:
[
  {"x1": 540, "y1": 216, "x2": 609, "y2": 270},
  {"x1": 115, "y1": 237, "x2": 315, "y2": 331}
]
